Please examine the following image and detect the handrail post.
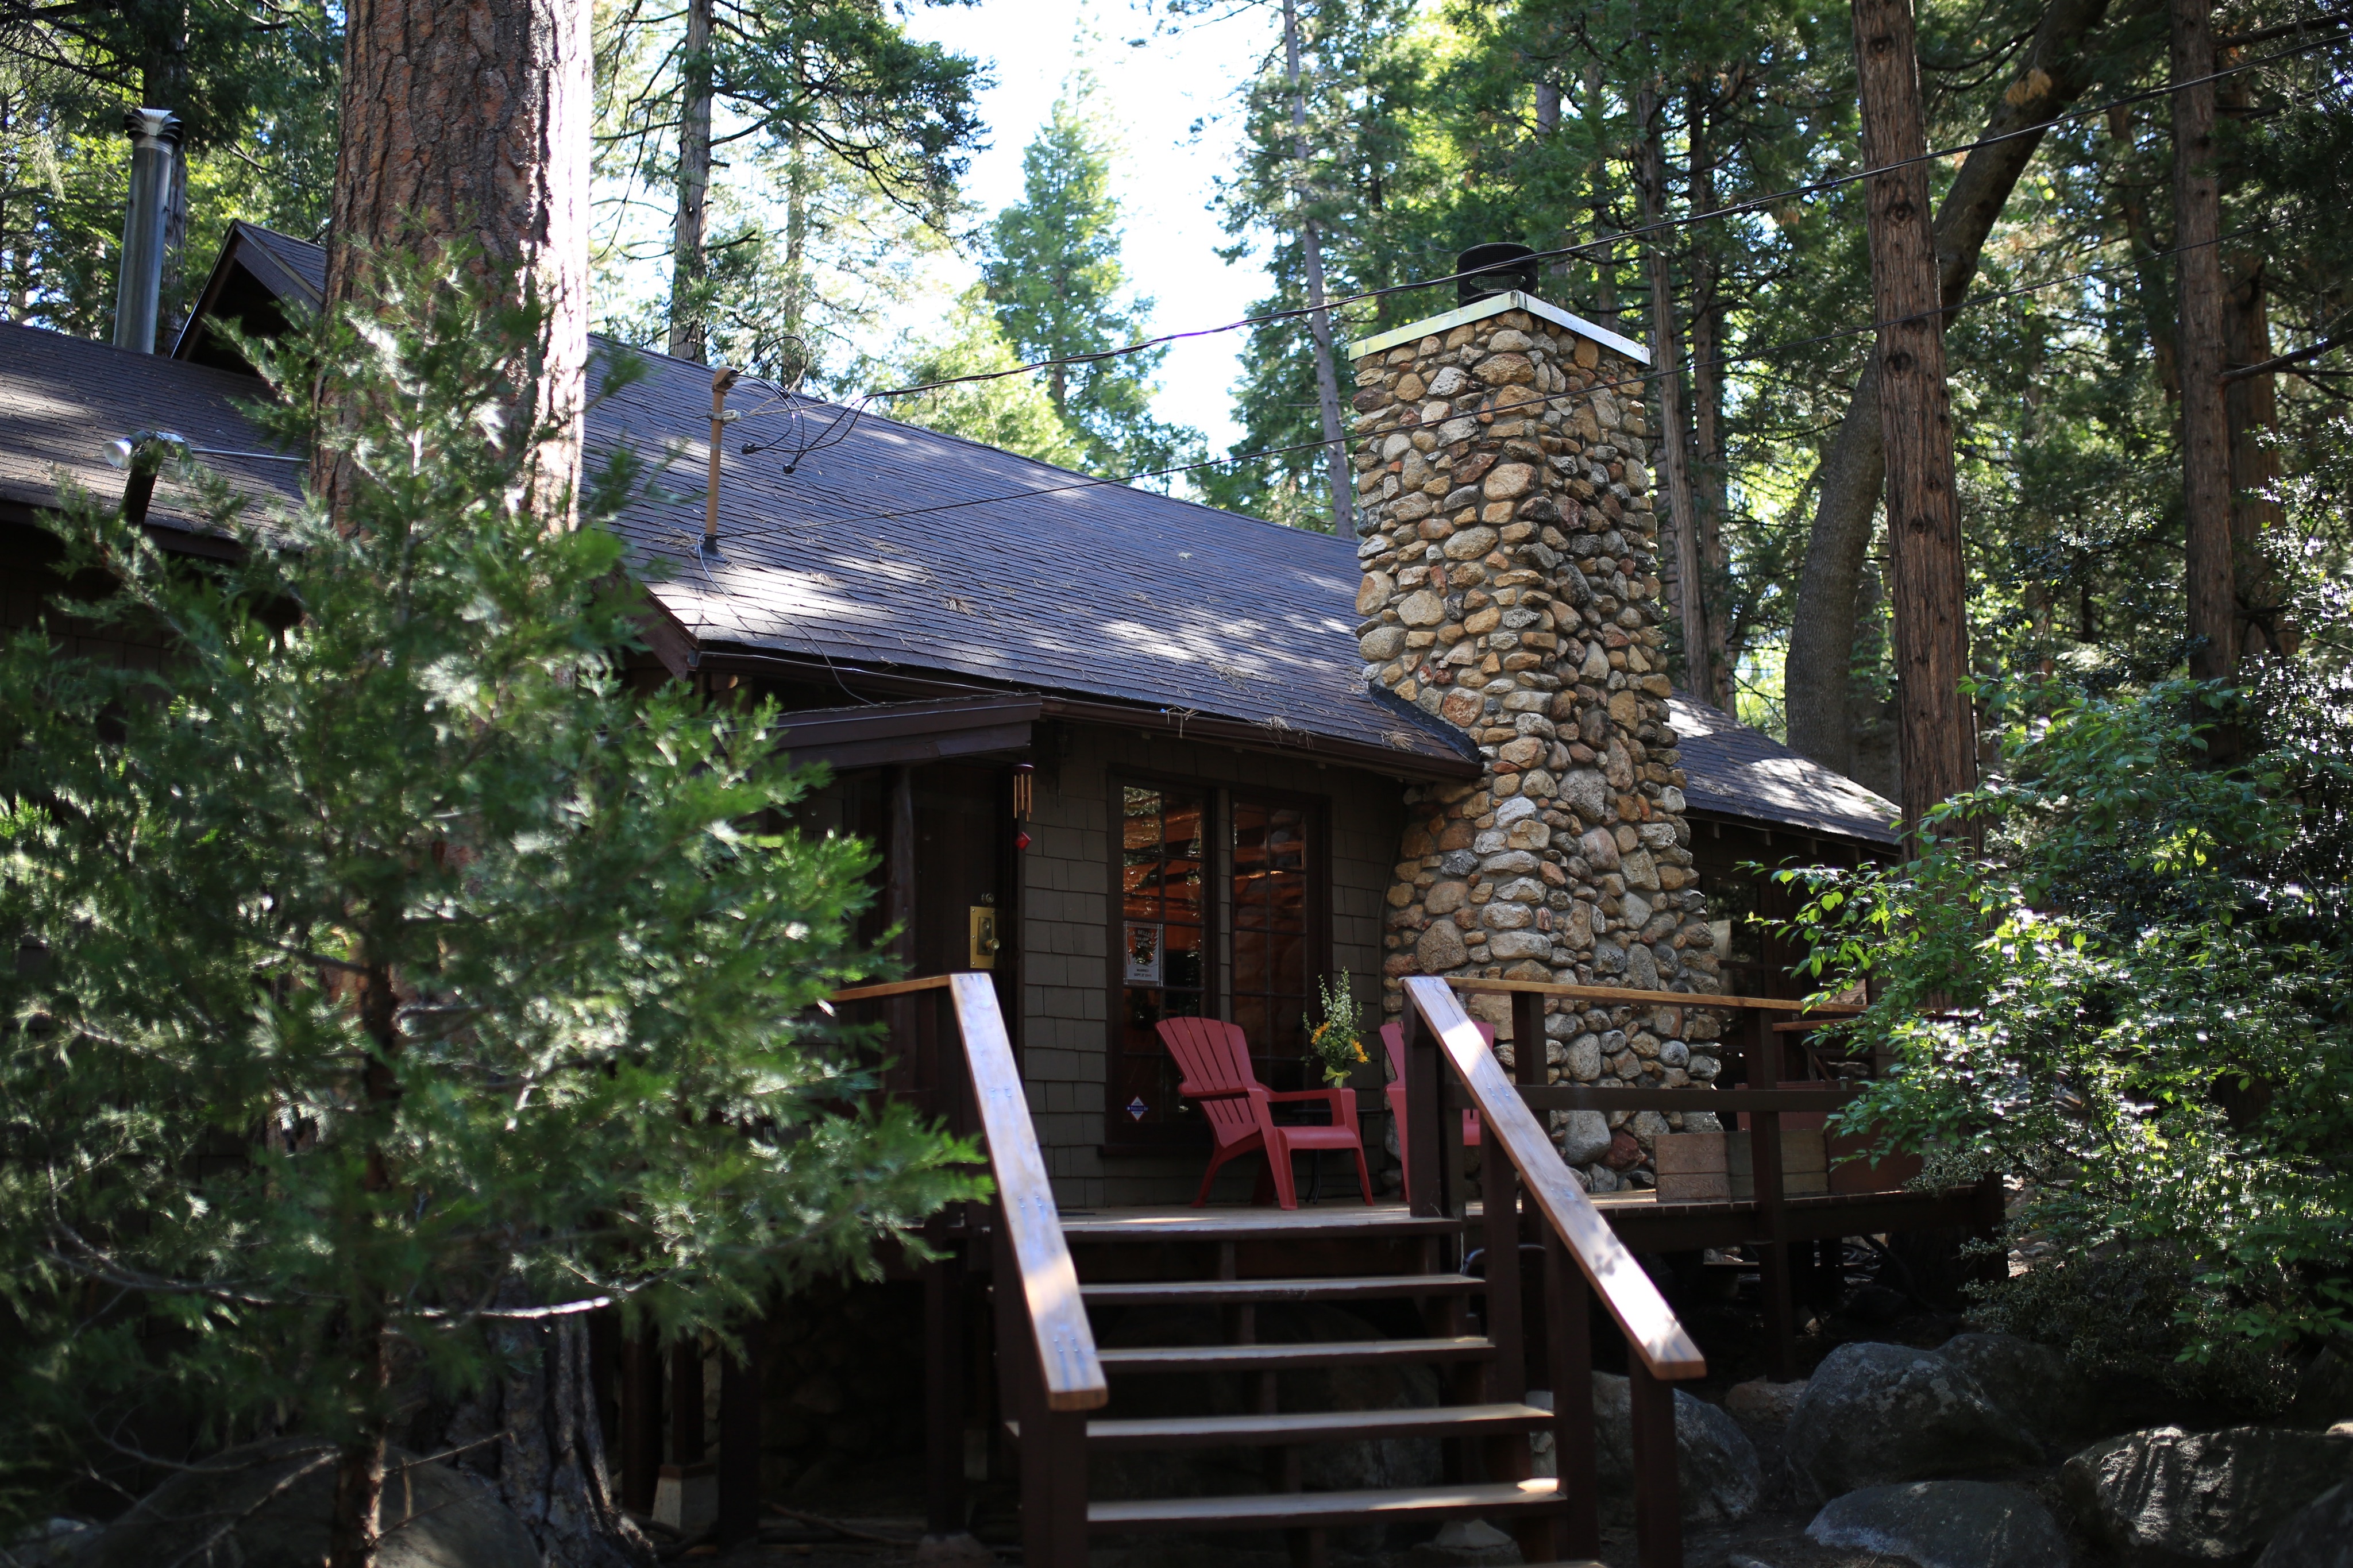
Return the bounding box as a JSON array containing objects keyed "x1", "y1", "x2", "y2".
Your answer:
[
  {"x1": 1743, "y1": 1007, "x2": 1796, "y2": 1380},
  {"x1": 1626, "y1": 1357, "x2": 1682, "y2": 1568},
  {"x1": 923, "y1": 1241, "x2": 967, "y2": 1540},
  {"x1": 1543, "y1": 1227, "x2": 1599, "y2": 1558},
  {"x1": 1403, "y1": 1001, "x2": 1446, "y2": 1218}
]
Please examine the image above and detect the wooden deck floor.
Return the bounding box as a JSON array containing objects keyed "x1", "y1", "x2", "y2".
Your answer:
[{"x1": 1056, "y1": 1184, "x2": 1988, "y2": 1250}]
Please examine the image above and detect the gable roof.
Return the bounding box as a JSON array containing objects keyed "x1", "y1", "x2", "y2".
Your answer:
[
  {"x1": 1668, "y1": 693, "x2": 1900, "y2": 845},
  {"x1": 0, "y1": 322, "x2": 303, "y2": 545},
  {"x1": 79, "y1": 222, "x2": 1900, "y2": 838}
]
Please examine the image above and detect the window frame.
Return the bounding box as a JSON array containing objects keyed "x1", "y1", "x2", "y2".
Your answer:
[{"x1": 1101, "y1": 769, "x2": 1331, "y2": 1152}]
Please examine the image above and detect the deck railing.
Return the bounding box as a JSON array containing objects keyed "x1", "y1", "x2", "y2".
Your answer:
[
  {"x1": 827, "y1": 971, "x2": 1105, "y2": 1565},
  {"x1": 1399, "y1": 975, "x2": 1707, "y2": 1567}
]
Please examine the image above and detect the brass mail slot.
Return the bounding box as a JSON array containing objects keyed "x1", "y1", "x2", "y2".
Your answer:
[{"x1": 969, "y1": 905, "x2": 999, "y2": 970}]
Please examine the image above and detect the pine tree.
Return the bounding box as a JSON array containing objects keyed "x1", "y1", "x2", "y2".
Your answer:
[
  {"x1": 980, "y1": 75, "x2": 1201, "y2": 484},
  {"x1": 0, "y1": 259, "x2": 983, "y2": 1567}
]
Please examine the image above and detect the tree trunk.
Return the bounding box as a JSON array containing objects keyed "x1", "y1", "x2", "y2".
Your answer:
[
  {"x1": 1685, "y1": 80, "x2": 1734, "y2": 710},
  {"x1": 438, "y1": 1309, "x2": 651, "y2": 1568},
  {"x1": 1784, "y1": 0, "x2": 2121, "y2": 771},
  {"x1": 2224, "y1": 256, "x2": 2285, "y2": 655},
  {"x1": 322, "y1": 0, "x2": 593, "y2": 520},
  {"x1": 1634, "y1": 87, "x2": 1710, "y2": 701},
  {"x1": 2172, "y1": 0, "x2": 2234, "y2": 682},
  {"x1": 668, "y1": 0, "x2": 713, "y2": 364},
  {"x1": 1852, "y1": 0, "x2": 1976, "y2": 840},
  {"x1": 1282, "y1": 0, "x2": 1352, "y2": 535}
]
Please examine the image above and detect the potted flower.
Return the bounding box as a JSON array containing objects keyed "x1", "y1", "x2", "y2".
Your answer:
[{"x1": 1307, "y1": 972, "x2": 1369, "y2": 1087}]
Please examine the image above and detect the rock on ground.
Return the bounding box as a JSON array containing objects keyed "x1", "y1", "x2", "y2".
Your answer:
[
  {"x1": 2255, "y1": 1481, "x2": 2353, "y2": 1568},
  {"x1": 2062, "y1": 1425, "x2": 2353, "y2": 1565},
  {"x1": 76, "y1": 1438, "x2": 542, "y2": 1568},
  {"x1": 1725, "y1": 1378, "x2": 1808, "y2": 1424},
  {"x1": 1937, "y1": 1333, "x2": 2094, "y2": 1449},
  {"x1": 1806, "y1": 1480, "x2": 2072, "y2": 1568},
  {"x1": 1531, "y1": 1374, "x2": 1761, "y2": 1523},
  {"x1": 1786, "y1": 1342, "x2": 2042, "y2": 1503}
]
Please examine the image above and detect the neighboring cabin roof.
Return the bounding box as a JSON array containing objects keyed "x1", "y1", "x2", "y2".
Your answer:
[
  {"x1": 0, "y1": 322, "x2": 303, "y2": 545},
  {"x1": 1668, "y1": 693, "x2": 1900, "y2": 847}
]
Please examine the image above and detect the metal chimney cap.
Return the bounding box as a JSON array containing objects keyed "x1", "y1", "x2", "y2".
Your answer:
[
  {"x1": 1455, "y1": 242, "x2": 1540, "y2": 306},
  {"x1": 123, "y1": 107, "x2": 183, "y2": 151}
]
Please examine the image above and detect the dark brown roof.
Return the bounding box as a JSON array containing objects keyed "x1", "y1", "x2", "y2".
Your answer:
[
  {"x1": 0, "y1": 322, "x2": 302, "y2": 539},
  {"x1": 1668, "y1": 693, "x2": 1900, "y2": 845},
  {"x1": 7, "y1": 223, "x2": 1899, "y2": 833},
  {"x1": 154, "y1": 224, "x2": 1480, "y2": 780}
]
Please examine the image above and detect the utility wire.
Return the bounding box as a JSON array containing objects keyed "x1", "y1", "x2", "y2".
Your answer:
[
  {"x1": 851, "y1": 24, "x2": 2347, "y2": 405},
  {"x1": 666, "y1": 222, "x2": 2275, "y2": 559}
]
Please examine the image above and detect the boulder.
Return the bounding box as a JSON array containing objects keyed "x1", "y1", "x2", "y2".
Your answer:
[
  {"x1": 1938, "y1": 1332, "x2": 2095, "y2": 1448},
  {"x1": 1724, "y1": 1378, "x2": 1808, "y2": 1424},
  {"x1": 1807, "y1": 1480, "x2": 2072, "y2": 1568},
  {"x1": 77, "y1": 1439, "x2": 542, "y2": 1568},
  {"x1": 1785, "y1": 1341, "x2": 2041, "y2": 1501},
  {"x1": 2062, "y1": 1426, "x2": 2353, "y2": 1565},
  {"x1": 1531, "y1": 1375, "x2": 1761, "y2": 1523},
  {"x1": 2255, "y1": 1481, "x2": 2353, "y2": 1568}
]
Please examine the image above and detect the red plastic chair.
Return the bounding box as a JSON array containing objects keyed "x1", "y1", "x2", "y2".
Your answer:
[
  {"x1": 1380, "y1": 1019, "x2": 1491, "y2": 1196},
  {"x1": 1156, "y1": 1017, "x2": 1373, "y2": 1209}
]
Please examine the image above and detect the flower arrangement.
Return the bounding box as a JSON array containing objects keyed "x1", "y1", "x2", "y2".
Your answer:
[{"x1": 1307, "y1": 972, "x2": 1370, "y2": 1087}]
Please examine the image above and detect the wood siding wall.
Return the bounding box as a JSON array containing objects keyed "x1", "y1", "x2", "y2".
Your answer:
[{"x1": 1019, "y1": 723, "x2": 1406, "y2": 1207}]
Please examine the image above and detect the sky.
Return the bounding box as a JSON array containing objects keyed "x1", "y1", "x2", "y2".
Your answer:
[{"x1": 897, "y1": 0, "x2": 1280, "y2": 454}]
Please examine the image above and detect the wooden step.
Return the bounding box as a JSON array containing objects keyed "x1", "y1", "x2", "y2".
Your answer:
[
  {"x1": 1098, "y1": 1337, "x2": 1495, "y2": 1374},
  {"x1": 1074, "y1": 1401, "x2": 1554, "y2": 1451},
  {"x1": 1060, "y1": 1207, "x2": 1464, "y2": 1243},
  {"x1": 1087, "y1": 1478, "x2": 1564, "y2": 1532},
  {"x1": 1080, "y1": 1273, "x2": 1479, "y2": 1307}
]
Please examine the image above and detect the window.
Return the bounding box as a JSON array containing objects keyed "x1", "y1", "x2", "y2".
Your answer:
[
  {"x1": 1108, "y1": 779, "x2": 1325, "y2": 1146},
  {"x1": 1113, "y1": 783, "x2": 1208, "y2": 1132},
  {"x1": 1230, "y1": 798, "x2": 1313, "y2": 1093}
]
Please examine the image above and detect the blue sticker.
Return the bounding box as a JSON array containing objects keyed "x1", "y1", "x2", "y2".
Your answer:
[{"x1": 1127, "y1": 1097, "x2": 1148, "y2": 1121}]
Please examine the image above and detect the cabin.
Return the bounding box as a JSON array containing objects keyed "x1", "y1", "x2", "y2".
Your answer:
[{"x1": 1, "y1": 225, "x2": 1985, "y2": 1567}]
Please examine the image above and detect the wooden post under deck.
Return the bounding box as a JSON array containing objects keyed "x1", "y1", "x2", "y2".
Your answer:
[
  {"x1": 716, "y1": 1340, "x2": 761, "y2": 1542},
  {"x1": 1626, "y1": 1357, "x2": 1682, "y2": 1568},
  {"x1": 1743, "y1": 1008, "x2": 1796, "y2": 1380},
  {"x1": 618, "y1": 1329, "x2": 664, "y2": 1514},
  {"x1": 924, "y1": 1248, "x2": 967, "y2": 1539},
  {"x1": 1543, "y1": 1227, "x2": 1599, "y2": 1559}
]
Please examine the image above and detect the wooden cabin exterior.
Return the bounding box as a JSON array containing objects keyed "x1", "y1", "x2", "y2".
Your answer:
[{"x1": 0, "y1": 226, "x2": 1976, "y2": 1566}]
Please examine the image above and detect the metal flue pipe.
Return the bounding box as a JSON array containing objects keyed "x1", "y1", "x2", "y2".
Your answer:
[{"x1": 113, "y1": 107, "x2": 182, "y2": 353}]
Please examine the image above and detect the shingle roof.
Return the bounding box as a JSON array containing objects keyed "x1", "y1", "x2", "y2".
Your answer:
[
  {"x1": 4, "y1": 224, "x2": 1901, "y2": 841},
  {"x1": 1668, "y1": 693, "x2": 1900, "y2": 845},
  {"x1": 0, "y1": 323, "x2": 303, "y2": 538}
]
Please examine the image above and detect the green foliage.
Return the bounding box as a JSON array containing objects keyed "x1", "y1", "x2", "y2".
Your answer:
[
  {"x1": 0, "y1": 257, "x2": 985, "y2": 1510},
  {"x1": 1779, "y1": 675, "x2": 2353, "y2": 1378},
  {"x1": 588, "y1": 0, "x2": 985, "y2": 384},
  {"x1": 882, "y1": 286, "x2": 1090, "y2": 469},
  {"x1": 979, "y1": 74, "x2": 1201, "y2": 485},
  {"x1": 0, "y1": 0, "x2": 340, "y2": 339}
]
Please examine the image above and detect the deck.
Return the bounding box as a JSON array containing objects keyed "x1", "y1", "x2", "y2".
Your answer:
[{"x1": 1056, "y1": 1185, "x2": 1997, "y2": 1250}]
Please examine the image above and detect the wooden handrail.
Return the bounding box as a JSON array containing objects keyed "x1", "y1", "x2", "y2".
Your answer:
[
  {"x1": 1446, "y1": 976, "x2": 1862, "y2": 1014},
  {"x1": 945, "y1": 973, "x2": 1109, "y2": 1413},
  {"x1": 1401, "y1": 976, "x2": 1706, "y2": 1380},
  {"x1": 827, "y1": 974, "x2": 958, "y2": 1003}
]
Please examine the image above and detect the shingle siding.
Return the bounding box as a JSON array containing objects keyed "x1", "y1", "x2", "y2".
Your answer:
[{"x1": 1019, "y1": 722, "x2": 1405, "y2": 1207}]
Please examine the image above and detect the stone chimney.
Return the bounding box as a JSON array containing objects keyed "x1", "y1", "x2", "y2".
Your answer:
[{"x1": 1353, "y1": 249, "x2": 1724, "y2": 1186}]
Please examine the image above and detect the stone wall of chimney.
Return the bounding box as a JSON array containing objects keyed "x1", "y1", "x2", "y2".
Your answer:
[{"x1": 1349, "y1": 301, "x2": 1724, "y2": 1188}]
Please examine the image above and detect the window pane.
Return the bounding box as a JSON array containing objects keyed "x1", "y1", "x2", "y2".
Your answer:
[
  {"x1": 1231, "y1": 794, "x2": 1315, "y2": 1094},
  {"x1": 1116, "y1": 782, "x2": 1208, "y2": 1130}
]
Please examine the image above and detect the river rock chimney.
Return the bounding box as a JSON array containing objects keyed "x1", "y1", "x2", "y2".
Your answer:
[
  {"x1": 113, "y1": 107, "x2": 182, "y2": 354},
  {"x1": 1354, "y1": 247, "x2": 1724, "y2": 1186}
]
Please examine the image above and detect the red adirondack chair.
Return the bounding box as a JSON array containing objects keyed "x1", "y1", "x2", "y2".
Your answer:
[
  {"x1": 1380, "y1": 1019, "x2": 1491, "y2": 1197},
  {"x1": 1156, "y1": 1017, "x2": 1373, "y2": 1209}
]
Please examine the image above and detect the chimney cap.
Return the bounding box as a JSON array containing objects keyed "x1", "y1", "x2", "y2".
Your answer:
[
  {"x1": 1455, "y1": 242, "x2": 1539, "y2": 306},
  {"x1": 122, "y1": 107, "x2": 183, "y2": 150}
]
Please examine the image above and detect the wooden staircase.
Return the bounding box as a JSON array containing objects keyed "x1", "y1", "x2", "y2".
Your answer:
[
  {"x1": 1044, "y1": 1207, "x2": 1587, "y2": 1561},
  {"x1": 850, "y1": 971, "x2": 1704, "y2": 1568}
]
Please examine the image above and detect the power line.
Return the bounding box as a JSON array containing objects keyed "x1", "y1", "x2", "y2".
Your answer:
[
  {"x1": 663, "y1": 222, "x2": 2276, "y2": 561},
  {"x1": 851, "y1": 24, "x2": 2347, "y2": 406}
]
